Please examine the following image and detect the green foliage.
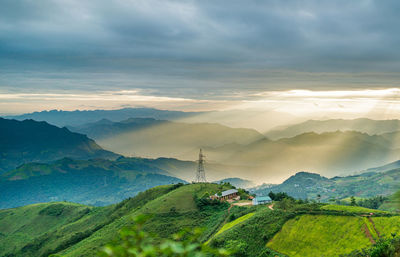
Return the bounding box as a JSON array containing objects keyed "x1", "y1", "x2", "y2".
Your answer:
[
  {"x1": 321, "y1": 204, "x2": 387, "y2": 214},
  {"x1": 210, "y1": 209, "x2": 293, "y2": 257},
  {"x1": 268, "y1": 191, "x2": 294, "y2": 201},
  {"x1": 357, "y1": 196, "x2": 388, "y2": 210},
  {"x1": 351, "y1": 196, "x2": 357, "y2": 206},
  {"x1": 39, "y1": 204, "x2": 66, "y2": 216},
  {"x1": 344, "y1": 237, "x2": 400, "y2": 257},
  {"x1": 213, "y1": 213, "x2": 255, "y2": 238},
  {"x1": 98, "y1": 215, "x2": 230, "y2": 257},
  {"x1": 267, "y1": 215, "x2": 372, "y2": 257}
]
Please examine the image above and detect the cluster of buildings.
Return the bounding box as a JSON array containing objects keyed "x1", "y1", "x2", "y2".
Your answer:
[{"x1": 211, "y1": 189, "x2": 271, "y2": 206}]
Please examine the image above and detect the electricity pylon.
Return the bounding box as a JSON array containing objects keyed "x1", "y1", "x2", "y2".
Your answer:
[{"x1": 195, "y1": 149, "x2": 207, "y2": 183}]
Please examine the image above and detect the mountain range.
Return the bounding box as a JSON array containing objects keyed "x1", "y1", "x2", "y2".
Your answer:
[
  {"x1": 0, "y1": 157, "x2": 185, "y2": 208},
  {"x1": 251, "y1": 160, "x2": 400, "y2": 202},
  {"x1": 0, "y1": 118, "x2": 118, "y2": 173},
  {"x1": 266, "y1": 118, "x2": 400, "y2": 139},
  {"x1": 5, "y1": 108, "x2": 202, "y2": 127},
  {"x1": 68, "y1": 118, "x2": 264, "y2": 160},
  {"x1": 66, "y1": 117, "x2": 400, "y2": 181}
]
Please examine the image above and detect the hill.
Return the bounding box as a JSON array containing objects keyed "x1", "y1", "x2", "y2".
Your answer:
[
  {"x1": 266, "y1": 118, "x2": 400, "y2": 140},
  {"x1": 72, "y1": 122, "x2": 400, "y2": 182},
  {"x1": 68, "y1": 118, "x2": 264, "y2": 160},
  {"x1": 213, "y1": 130, "x2": 400, "y2": 182},
  {"x1": 251, "y1": 168, "x2": 400, "y2": 203},
  {"x1": 0, "y1": 183, "x2": 233, "y2": 257},
  {"x1": 0, "y1": 157, "x2": 186, "y2": 208},
  {"x1": 1, "y1": 183, "x2": 400, "y2": 257},
  {"x1": 4, "y1": 108, "x2": 202, "y2": 127},
  {"x1": 0, "y1": 118, "x2": 119, "y2": 173},
  {"x1": 214, "y1": 177, "x2": 256, "y2": 189}
]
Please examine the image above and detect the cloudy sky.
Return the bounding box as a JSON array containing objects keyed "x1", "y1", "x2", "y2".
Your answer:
[{"x1": 1, "y1": 0, "x2": 400, "y2": 117}]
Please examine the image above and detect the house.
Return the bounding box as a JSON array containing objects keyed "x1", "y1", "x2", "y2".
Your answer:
[
  {"x1": 252, "y1": 196, "x2": 272, "y2": 205},
  {"x1": 213, "y1": 189, "x2": 239, "y2": 200}
]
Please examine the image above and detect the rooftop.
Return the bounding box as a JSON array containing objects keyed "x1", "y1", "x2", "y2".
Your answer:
[
  {"x1": 215, "y1": 189, "x2": 238, "y2": 197},
  {"x1": 255, "y1": 196, "x2": 272, "y2": 201}
]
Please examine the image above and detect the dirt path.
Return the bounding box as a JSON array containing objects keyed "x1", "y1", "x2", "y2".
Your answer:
[
  {"x1": 232, "y1": 202, "x2": 252, "y2": 206},
  {"x1": 363, "y1": 224, "x2": 376, "y2": 244},
  {"x1": 368, "y1": 217, "x2": 381, "y2": 238}
]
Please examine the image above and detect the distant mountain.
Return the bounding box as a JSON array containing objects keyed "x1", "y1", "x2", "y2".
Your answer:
[
  {"x1": 0, "y1": 118, "x2": 118, "y2": 173},
  {"x1": 0, "y1": 157, "x2": 185, "y2": 208},
  {"x1": 361, "y1": 159, "x2": 400, "y2": 173},
  {"x1": 214, "y1": 130, "x2": 400, "y2": 181},
  {"x1": 69, "y1": 118, "x2": 265, "y2": 160},
  {"x1": 214, "y1": 177, "x2": 256, "y2": 189},
  {"x1": 266, "y1": 118, "x2": 400, "y2": 140},
  {"x1": 4, "y1": 108, "x2": 203, "y2": 127},
  {"x1": 251, "y1": 168, "x2": 400, "y2": 201}
]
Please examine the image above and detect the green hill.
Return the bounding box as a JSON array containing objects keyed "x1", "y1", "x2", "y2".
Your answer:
[
  {"x1": 0, "y1": 118, "x2": 118, "y2": 173},
  {"x1": 251, "y1": 168, "x2": 400, "y2": 204},
  {"x1": 0, "y1": 183, "x2": 234, "y2": 257},
  {"x1": 1, "y1": 183, "x2": 400, "y2": 257},
  {"x1": 0, "y1": 157, "x2": 186, "y2": 208}
]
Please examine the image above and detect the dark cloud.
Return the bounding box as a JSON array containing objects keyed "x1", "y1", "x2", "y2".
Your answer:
[{"x1": 1, "y1": 0, "x2": 400, "y2": 97}]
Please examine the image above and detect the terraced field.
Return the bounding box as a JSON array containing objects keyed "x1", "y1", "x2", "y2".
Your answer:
[{"x1": 267, "y1": 215, "x2": 373, "y2": 256}]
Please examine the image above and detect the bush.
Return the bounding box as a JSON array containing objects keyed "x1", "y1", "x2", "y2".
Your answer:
[{"x1": 98, "y1": 215, "x2": 230, "y2": 257}]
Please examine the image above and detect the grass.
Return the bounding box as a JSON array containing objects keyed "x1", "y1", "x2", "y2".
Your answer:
[
  {"x1": 321, "y1": 204, "x2": 387, "y2": 213},
  {"x1": 139, "y1": 183, "x2": 231, "y2": 213},
  {"x1": 372, "y1": 216, "x2": 400, "y2": 238},
  {"x1": 267, "y1": 215, "x2": 372, "y2": 257},
  {"x1": 2, "y1": 183, "x2": 399, "y2": 257},
  {"x1": 214, "y1": 212, "x2": 255, "y2": 237},
  {"x1": 0, "y1": 202, "x2": 91, "y2": 256},
  {"x1": 210, "y1": 209, "x2": 292, "y2": 257}
]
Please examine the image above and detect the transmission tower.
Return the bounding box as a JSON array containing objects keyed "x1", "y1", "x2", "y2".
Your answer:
[{"x1": 195, "y1": 149, "x2": 207, "y2": 183}]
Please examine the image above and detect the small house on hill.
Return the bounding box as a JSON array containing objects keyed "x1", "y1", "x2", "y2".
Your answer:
[
  {"x1": 212, "y1": 189, "x2": 239, "y2": 200},
  {"x1": 252, "y1": 196, "x2": 272, "y2": 205}
]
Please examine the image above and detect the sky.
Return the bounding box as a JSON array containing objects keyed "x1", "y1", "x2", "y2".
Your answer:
[{"x1": 1, "y1": 0, "x2": 400, "y2": 119}]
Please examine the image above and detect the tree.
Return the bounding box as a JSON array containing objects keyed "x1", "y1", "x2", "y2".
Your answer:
[
  {"x1": 268, "y1": 191, "x2": 294, "y2": 201},
  {"x1": 350, "y1": 196, "x2": 357, "y2": 206}
]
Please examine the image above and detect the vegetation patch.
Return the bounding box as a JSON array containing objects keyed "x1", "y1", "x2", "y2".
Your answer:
[
  {"x1": 267, "y1": 214, "x2": 371, "y2": 257},
  {"x1": 214, "y1": 212, "x2": 255, "y2": 237},
  {"x1": 321, "y1": 204, "x2": 387, "y2": 214}
]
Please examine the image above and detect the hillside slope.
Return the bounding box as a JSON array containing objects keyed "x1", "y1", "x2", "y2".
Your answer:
[
  {"x1": 216, "y1": 131, "x2": 400, "y2": 182},
  {"x1": 0, "y1": 183, "x2": 233, "y2": 257},
  {"x1": 0, "y1": 118, "x2": 118, "y2": 173},
  {"x1": 251, "y1": 168, "x2": 400, "y2": 202},
  {"x1": 1, "y1": 183, "x2": 400, "y2": 257},
  {"x1": 0, "y1": 157, "x2": 185, "y2": 208}
]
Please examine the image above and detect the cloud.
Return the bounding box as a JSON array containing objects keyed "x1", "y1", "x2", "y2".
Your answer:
[{"x1": 1, "y1": 0, "x2": 400, "y2": 113}]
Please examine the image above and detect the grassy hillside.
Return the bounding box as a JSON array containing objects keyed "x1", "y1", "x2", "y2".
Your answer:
[
  {"x1": 0, "y1": 183, "x2": 234, "y2": 257},
  {"x1": 267, "y1": 215, "x2": 372, "y2": 257},
  {"x1": 1, "y1": 183, "x2": 400, "y2": 257},
  {"x1": 321, "y1": 204, "x2": 388, "y2": 214}
]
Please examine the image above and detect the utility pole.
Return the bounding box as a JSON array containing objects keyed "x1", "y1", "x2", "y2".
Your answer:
[{"x1": 195, "y1": 149, "x2": 207, "y2": 183}]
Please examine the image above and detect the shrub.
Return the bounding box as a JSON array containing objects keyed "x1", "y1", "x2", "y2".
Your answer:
[{"x1": 98, "y1": 215, "x2": 230, "y2": 257}]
